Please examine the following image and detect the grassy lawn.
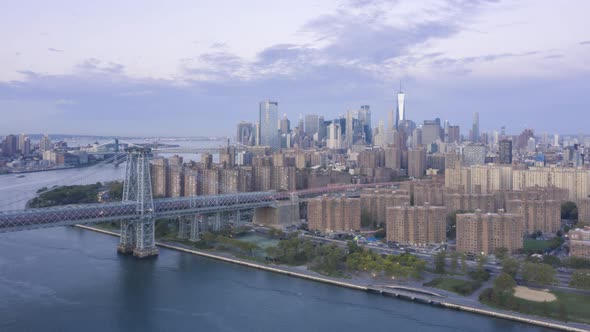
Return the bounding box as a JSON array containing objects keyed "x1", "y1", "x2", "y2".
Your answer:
[
  {"x1": 424, "y1": 277, "x2": 481, "y2": 296},
  {"x1": 480, "y1": 289, "x2": 590, "y2": 325}
]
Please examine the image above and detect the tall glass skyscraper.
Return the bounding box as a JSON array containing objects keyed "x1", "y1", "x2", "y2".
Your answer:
[
  {"x1": 396, "y1": 83, "x2": 405, "y2": 129},
  {"x1": 258, "y1": 100, "x2": 280, "y2": 151},
  {"x1": 472, "y1": 112, "x2": 480, "y2": 142}
]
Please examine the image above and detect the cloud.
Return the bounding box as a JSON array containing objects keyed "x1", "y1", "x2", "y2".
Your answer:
[
  {"x1": 77, "y1": 58, "x2": 125, "y2": 74},
  {"x1": 580, "y1": 40, "x2": 590, "y2": 45},
  {"x1": 48, "y1": 48, "x2": 64, "y2": 52}
]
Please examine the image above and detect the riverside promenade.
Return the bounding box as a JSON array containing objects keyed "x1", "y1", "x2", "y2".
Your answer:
[{"x1": 75, "y1": 224, "x2": 589, "y2": 332}]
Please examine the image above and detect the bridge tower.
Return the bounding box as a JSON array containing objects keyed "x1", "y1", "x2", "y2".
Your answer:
[{"x1": 117, "y1": 147, "x2": 159, "y2": 258}]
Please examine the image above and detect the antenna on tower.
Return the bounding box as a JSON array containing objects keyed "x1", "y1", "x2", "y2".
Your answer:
[{"x1": 399, "y1": 80, "x2": 402, "y2": 93}]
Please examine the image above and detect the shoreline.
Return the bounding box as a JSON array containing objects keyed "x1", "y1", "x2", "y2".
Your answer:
[{"x1": 74, "y1": 224, "x2": 588, "y2": 332}]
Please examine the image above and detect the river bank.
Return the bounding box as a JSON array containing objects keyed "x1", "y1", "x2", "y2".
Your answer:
[{"x1": 74, "y1": 224, "x2": 589, "y2": 332}]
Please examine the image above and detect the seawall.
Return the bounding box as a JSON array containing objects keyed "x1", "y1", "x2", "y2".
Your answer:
[{"x1": 74, "y1": 224, "x2": 588, "y2": 332}]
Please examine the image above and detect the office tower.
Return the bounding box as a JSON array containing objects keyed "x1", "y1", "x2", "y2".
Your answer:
[
  {"x1": 515, "y1": 128, "x2": 534, "y2": 151},
  {"x1": 236, "y1": 121, "x2": 254, "y2": 146},
  {"x1": 408, "y1": 147, "x2": 426, "y2": 178},
  {"x1": 1, "y1": 134, "x2": 17, "y2": 157},
  {"x1": 388, "y1": 110, "x2": 396, "y2": 130},
  {"x1": 553, "y1": 134, "x2": 559, "y2": 146},
  {"x1": 39, "y1": 134, "x2": 52, "y2": 152},
  {"x1": 258, "y1": 100, "x2": 280, "y2": 151},
  {"x1": 279, "y1": 114, "x2": 290, "y2": 135},
  {"x1": 201, "y1": 153, "x2": 213, "y2": 169},
  {"x1": 308, "y1": 196, "x2": 361, "y2": 232},
  {"x1": 305, "y1": 114, "x2": 319, "y2": 138},
  {"x1": 456, "y1": 210, "x2": 524, "y2": 255},
  {"x1": 345, "y1": 110, "x2": 356, "y2": 148},
  {"x1": 527, "y1": 137, "x2": 536, "y2": 153},
  {"x1": 386, "y1": 203, "x2": 447, "y2": 246},
  {"x1": 472, "y1": 112, "x2": 479, "y2": 142},
  {"x1": 317, "y1": 116, "x2": 327, "y2": 141},
  {"x1": 463, "y1": 143, "x2": 486, "y2": 166},
  {"x1": 498, "y1": 139, "x2": 512, "y2": 164},
  {"x1": 447, "y1": 125, "x2": 460, "y2": 143},
  {"x1": 421, "y1": 119, "x2": 443, "y2": 146},
  {"x1": 327, "y1": 121, "x2": 342, "y2": 149},
  {"x1": 359, "y1": 105, "x2": 372, "y2": 144},
  {"x1": 396, "y1": 83, "x2": 405, "y2": 129}
]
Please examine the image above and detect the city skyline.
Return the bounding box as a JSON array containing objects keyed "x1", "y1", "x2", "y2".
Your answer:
[{"x1": 1, "y1": 0, "x2": 589, "y2": 136}]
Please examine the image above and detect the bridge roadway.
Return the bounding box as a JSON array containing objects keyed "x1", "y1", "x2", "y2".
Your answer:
[{"x1": 0, "y1": 182, "x2": 400, "y2": 233}]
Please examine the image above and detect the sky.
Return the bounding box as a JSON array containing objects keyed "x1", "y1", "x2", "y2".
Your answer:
[{"x1": 1, "y1": 0, "x2": 589, "y2": 137}]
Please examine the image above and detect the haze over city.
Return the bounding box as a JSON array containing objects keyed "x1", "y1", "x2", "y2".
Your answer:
[{"x1": 1, "y1": 0, "x2": 589, "y2": 136}]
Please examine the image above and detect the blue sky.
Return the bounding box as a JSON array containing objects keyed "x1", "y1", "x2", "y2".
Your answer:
[{"x1": 1, "y1": 0, "x2": 589, "y2": 137}]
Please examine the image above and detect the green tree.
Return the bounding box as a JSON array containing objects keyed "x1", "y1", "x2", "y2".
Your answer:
[
  {"x1": 570, "y1": 269, "x2": 590, "y2": 289},
  {"x1": 460, "y1": 253, "x2": 467, "y2": 273},
  {"x1": 521, "y1": 262, "x2": 556, "y2": 285},
  {"x1": 434, "y1": 251, "x2": 447, "y2": 274},
  {"x1": 494, "y1": 247, "x2": 509, "y2": 261},
  {"x1": 561, "y1": 201, "x2": 578, "y2": 221},
  {"x1": 492, "y1": 272, "x2": 516, "y2": 305},
  {"x1": 501, "y1": 257, "x2": 520, "y2": 279}
]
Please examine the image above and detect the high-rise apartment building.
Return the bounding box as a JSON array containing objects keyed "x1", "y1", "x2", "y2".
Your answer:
[
  {"x1": 456, "y1": 210, "x2": 524, "y2": 255},
  {"x1": 505, "y1": 198, "x2": 561, "y2": 234},
  {"x1": 361, "y1": 189, "x2": 410, "y2": 226},
  {"x1": 1, "y1": 135, "x2": 17, "y2": 157},
  {"x1": 258, "y1": 100, "x2": 280, "y2": 151},
  {"x1": 408, "y1": 147, "x2": 425, "y2": 178},
  {"x1": 386, "y1": 203, "x2": 447, "y2": 246},
  {"x1": 150, "y1": 158, "x2": 168, "y2": 198},
  {"x1": 39, "y1": 134, "x2": 52, "y2": 152},
  {"x1": 308, "y1": 196, "x2": 361, "y2": 232},
  {"x1": 512, "y1": 167, "x2": 590, "y2": 201},
  {"x1": 166, "y1": 156, "x2": 184, "y2": 197}
]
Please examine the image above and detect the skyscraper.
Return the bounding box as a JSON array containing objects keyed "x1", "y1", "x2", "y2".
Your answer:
[
  {"x1": 258, "y1": 100, "x2": 280, "y2": 151},
  {"x1": 396, "y1": 83, "x2": 405, "y2": 129},
  {"x1": 2, "y1": 134, "x2": 17, "y2": 157},
  {"x1": 39, "y1": 134, "x2": 52, "y2": 152},
  {"x1": 236, "y1": 121, "x2": 254, "y2": 146},
  {"x1": 498, "y1": 139, "x2": 513, "y2": 164},
  {"x1": 472, "y1": 112, "x2": 480, "y2": 142},
  {"x1": 304, "y1": 114, "x2": 319, "y2": 138},
  {"x1": 279, "y1": 115, "x2": 290, "y2": 135},
  {"x1": 327, "y1": 121, "x2": 342, "y2": 149},
  {"x1": 359, "y1": 105, "x2": 372, "y2": 144}
]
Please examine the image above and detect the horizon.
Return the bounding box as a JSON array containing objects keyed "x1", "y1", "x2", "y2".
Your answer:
[{"x1": 1, "y1": 0, "x2": 589, "y2": 137}]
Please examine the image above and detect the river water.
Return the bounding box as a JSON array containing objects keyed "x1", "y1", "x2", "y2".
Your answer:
[{"x1": 0, "y1": 141, "x2": 551, "y2": 331}]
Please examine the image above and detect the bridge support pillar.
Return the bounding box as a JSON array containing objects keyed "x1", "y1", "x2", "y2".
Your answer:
[
  {"x1": 117, "y1": 147, "x2": 158, "y2": 258},
  {"x1": 189, "y1": 214, "x2": 201, "y2": 242},
  {"x1": 178, "y1": 217, "x2": 190, "y2": 239},
  {"x1": 234, "y1": 210, "x2": 241, "y2": 227},
  {"x1": 213, "y1": 213, "x2": 221, "y2": 232}
]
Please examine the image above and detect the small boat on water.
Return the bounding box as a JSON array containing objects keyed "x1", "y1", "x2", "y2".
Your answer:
[{"x1": 16, "y1": 175, "x2": 26, "y2": 178}]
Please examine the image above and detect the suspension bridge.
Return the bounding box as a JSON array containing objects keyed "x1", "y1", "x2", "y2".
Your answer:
[{"x1": 0, "y1": 144, "x2": 397, "y2": 258}]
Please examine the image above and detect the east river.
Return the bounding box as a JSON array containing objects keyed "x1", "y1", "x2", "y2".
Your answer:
[{"x1": 0, "y1": 146, "x2": 552, "y2": 331}]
